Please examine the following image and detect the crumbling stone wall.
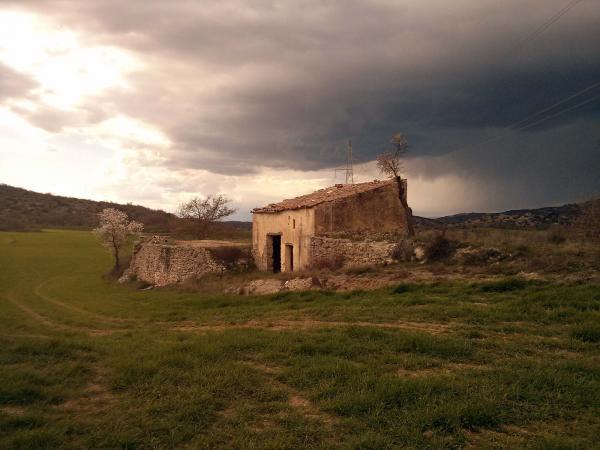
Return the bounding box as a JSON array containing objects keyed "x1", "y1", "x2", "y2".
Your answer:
[
  {"x1": 310, "y1": 236, "x2": 397, "y2": 269},
  {"x1": 122, "y1": 237, "x2": 227, "y2": 286}
]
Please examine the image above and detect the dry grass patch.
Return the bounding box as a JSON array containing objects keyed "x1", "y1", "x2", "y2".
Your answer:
[
  {"x1": 170, "y1": 318, "x2": 450, "y2": 334},
  {"x1": 57, "y1": 367, "x2": 116, "y2": 414},
  {"x1": 397, "y1": 362, "x2": 490, "y2": 378},
  {"x1": 0, "y1": 405, "x2": 27, "y2": 416}
]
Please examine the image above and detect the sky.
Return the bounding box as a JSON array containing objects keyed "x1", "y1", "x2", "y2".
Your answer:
[{"x1": 0, "y1": 0, "x2": 599, "y2": 220}]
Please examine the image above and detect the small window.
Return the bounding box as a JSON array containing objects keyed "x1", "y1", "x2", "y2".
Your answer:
[{"x1": 293, "y1": 219, "x2": 296, "y2": 229}]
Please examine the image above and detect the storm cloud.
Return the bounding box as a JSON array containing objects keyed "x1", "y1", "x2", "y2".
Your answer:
[{"x1": 1, "y1": 0, "x2": 599, "y2": 214}]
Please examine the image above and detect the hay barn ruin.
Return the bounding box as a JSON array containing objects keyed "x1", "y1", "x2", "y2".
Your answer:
[{"x1": 252, "y1": 179, "x2": 412, "y2": 272}]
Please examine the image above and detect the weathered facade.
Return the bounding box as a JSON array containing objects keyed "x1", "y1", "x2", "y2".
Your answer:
[{"x1": 252, "y1": 179, "x2": 411, "y2": 272}]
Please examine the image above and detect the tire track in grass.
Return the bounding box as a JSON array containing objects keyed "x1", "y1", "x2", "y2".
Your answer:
[
  {"x1": 397, "y1": 362, "x2": 491, "y2": 378},
  {"x1": 0, "y1": 333, "x2": 51, "y2": 339},
  {"x1": 57, "y1": 365, "x2": 116, "y2": 413},
  {"x1": 171, "y1": 319, "x2": 449, "y2": 334},
  {"x1": 2, "y1": 291, "x2": 128, "y2": 336},
  {"x1": 3, "y1": 291, "x2": 70, "y2": 331},
  {"x1": 241, "y1": 360, "x2": 339, "y2": 432},
  {"x1": 34, "y1": 279, "x2": 139, "y2": 324},
  {"x1": 1, "y1": 406, "x2": 27, "y2": 416}
]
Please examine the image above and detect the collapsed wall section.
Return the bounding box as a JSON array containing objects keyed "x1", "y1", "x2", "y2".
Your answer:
[{"x1": 122, "y1": 237, "x2": 250, "y2": 286}]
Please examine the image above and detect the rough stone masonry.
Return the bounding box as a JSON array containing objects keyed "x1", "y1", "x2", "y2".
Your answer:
[
  {"x1": 121, "y1": 236, "x2": 250, "y2": 286},
  {"x1": 310, "y1": 236, "x2": 398, "y2": 268}
]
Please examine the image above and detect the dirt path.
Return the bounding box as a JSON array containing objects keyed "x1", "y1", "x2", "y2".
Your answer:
[
  {"x1": 57, "y1": 365, "x2": 116, "y2": 413},
  {"x1": 397, "y1": 362, "x2": 491, "y2": 378},
  {"x1": 2, "y1": 291, "x2": 128, "y2": 336},
  {"x1": 5, "y1": 276, "x2": 451, "y2": 339},
  {"x1": 0, "y1": 333, "x2": 51, "y2": 339},
  {"x1": 171, "y1": 318, "x2": 449, "y2": 334},
  {"x1": 35, "y1": 279, "x2": 139, "y2": 324},
  {"x1": 241, "y1": 360, "x2": 338, "y2": 429}
]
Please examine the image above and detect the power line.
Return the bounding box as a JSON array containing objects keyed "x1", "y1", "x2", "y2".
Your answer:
[
  {"x1": 438, "y1": 1, "x2": 590, "y2": 157},
  {"x1": 447, "y1": 80, "x2": 600, "y2": 154},
  {"x1": 446, "y1": 1, "x2": 591, "y2": 152},
  {"x1": 516, "y1": 93, "x2": 600, "y2": 131},
  {"x1": 508, "y1": 80, "x2": 600, "y2": 130},
  {"x1": 506, "y1": 0, "x2": 584, "y2": 55}
]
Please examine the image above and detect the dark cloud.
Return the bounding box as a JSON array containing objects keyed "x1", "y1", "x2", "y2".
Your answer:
[
  {"x1": 3, "y1": 0, "x2": 600, "y2": 209},
  {"x1": 408, "y1": 117, "x2": 600, "y2": 209}
]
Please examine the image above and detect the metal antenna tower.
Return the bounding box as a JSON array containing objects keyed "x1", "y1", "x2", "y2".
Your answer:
[{"x1": 334, "y1": 140, "x2": 354, "y2": 184}]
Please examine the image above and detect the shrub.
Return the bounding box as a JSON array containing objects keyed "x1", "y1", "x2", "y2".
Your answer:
[
  {"x1": 392, "y1": 283, "x2": 413, "y2": 294},
  {"x1": 424, "y1": 232, "x2": 455, "y2": 262},
  {"x1": 514, "y1": 244, "x2": 531, "y2": 257},
  {"x1": 456, "y1": 247, "x2": 503, "y2": 266},
  {"x1": 571, "y1": 323, "x2": 600, "y2": 343},
  {"x1": 547, "y1": 226, "x2": 567, "y2": 244},
  {"x1": 459, "y1": 401, "x2": 501, "y2": 430},
  {"x1": 391, "y1": 239, "x2": 414, "y2": 261},
  {"x1": 342, "y1": 265, "x2": 376, "y2": 275},
  {"x1": 571, "y1": 199, "x2": 600, "y2": 242},
  {"x1": 479, "y1": 277, "x2": 528, "y2": 292}
]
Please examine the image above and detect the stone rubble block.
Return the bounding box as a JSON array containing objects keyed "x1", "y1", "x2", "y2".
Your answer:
[
  {"x1": 283, "y1": 277, "x2": 317, "y2": 291},
  {"x1": 244, "y1": 279, "x2": 283, "y2": 295}
]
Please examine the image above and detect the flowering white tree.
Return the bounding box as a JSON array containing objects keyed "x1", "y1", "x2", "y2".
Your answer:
[{"x1": 94, "y1": 208, "x2": 143, "y2": 271}]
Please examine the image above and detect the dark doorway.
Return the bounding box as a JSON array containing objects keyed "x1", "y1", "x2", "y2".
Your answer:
[{"x1": 271, "y1": 235, "x2": 281, "y2": 273}]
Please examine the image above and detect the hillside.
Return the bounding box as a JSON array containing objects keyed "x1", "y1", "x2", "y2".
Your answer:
[
  {"x1": 0, "y1": 184, "x2": 176, "y2": 232},
  {"x1": 2, "y1": 183, "x2": 592, "y2": 233},
  {"x1": 414, "y1": 201, "x2": 594, "y2": 230}
]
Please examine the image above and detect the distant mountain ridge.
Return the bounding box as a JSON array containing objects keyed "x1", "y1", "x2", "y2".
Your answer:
[{"x1": 414, "y1": 202, "x2": 592, "y2": 229}]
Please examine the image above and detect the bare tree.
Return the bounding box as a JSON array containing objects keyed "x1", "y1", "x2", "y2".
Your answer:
[
  {"x1": 94, "y1": 208, "x2": 143, "y2": 271},
  {"x1": 377, "y1": 132, "x2": 415, "y2": 236},
  {"x1": 178, "y1": 194, "x2": 237, "y2": 239}
]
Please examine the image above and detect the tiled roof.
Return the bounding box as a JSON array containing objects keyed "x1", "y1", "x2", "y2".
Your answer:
[{"x1": 252, "y1": 179, "x2": 394, "y2": 213}]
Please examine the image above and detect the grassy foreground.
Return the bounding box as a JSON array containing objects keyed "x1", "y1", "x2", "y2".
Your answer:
[{"x1": 1, "y1": 230, "x2": 599, "y2": 449}]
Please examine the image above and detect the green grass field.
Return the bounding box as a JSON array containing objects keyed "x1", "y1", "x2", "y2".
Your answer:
[{"x1": 1, "y1": 230, "x2": 599, "y2": 449}]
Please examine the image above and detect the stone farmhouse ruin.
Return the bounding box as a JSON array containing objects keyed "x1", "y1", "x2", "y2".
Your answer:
[
  {"x1": 123, "y1": 178, "x2": 412, "y2": 286},
  {"x1": 252, "y1": 179, "x2": 412, "y2": 272}
]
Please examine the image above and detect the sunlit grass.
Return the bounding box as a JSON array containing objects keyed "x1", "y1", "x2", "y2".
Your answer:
[{"x1": 0, "y1": 230, "x2": 599, "y2": 448}]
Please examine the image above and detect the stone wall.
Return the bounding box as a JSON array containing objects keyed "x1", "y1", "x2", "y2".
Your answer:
[
  {"x1": 313, "y1": 181, "x2": 409, "y2": 236},
  {"x1": 309, "y1": 236, "x2": 397, "y2": 269},
  {"x1": 122, "y1": 237, "x2": 234, "y2": 286}
]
